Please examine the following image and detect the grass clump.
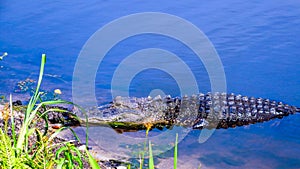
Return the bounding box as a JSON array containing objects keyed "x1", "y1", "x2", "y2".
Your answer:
[{"x1": 0, "y1": 54, "x2": 100, "y2": 168}]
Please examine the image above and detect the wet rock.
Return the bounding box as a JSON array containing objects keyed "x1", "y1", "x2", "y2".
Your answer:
[{"x1": 12, "y1": 100, "x2": 22, "y2": 106}]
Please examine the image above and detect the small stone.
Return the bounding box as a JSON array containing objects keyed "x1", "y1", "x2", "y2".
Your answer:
[
  {"x1": 54, "y1": 89, "x2": 62, "y2": 95},
  {"x1": 12, "y1": 100, "x2": 22, "y2": 106},
  {"x1": 77, "y1": 145, "x2": 87, "y2": 151},
  {"x1": 116, "y1": 166, "x2": 127, "y2": 169},
  {"x1": 114, "y1": 96, "x2": 123, "y2": 106},
  {"x1": 147, "y1": 96, "x2": 152, "y2": 101}
]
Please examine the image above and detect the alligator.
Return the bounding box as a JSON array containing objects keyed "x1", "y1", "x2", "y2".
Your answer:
[{"x1": 75, "y1": 92, "x2": 300, "y2": 131}]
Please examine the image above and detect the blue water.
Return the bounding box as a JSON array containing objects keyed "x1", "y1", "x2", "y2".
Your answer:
[{"x1": 1, "y1": 1, "x2": 300, "y2": 168}]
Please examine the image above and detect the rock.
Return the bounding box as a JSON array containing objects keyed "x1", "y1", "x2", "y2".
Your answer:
[
  {"x1": 12, "y1": 100, "x2": 22, "y2": 106},
  {"x1": 114, "y1": 96, "x2": 122, "y2": 106},
  {"x1": 54, "y1": 89, "x2": 62, "y2": 95}
]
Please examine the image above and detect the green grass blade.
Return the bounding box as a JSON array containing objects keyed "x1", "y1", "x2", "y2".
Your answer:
[
  {"x1": 85, "y1": 149, "x2": 101, "y2": 169},
  {"x1": 26, "y1": 94, "x2": 35, "y2": 118},
  {"x1": 33, "y1": 54, "x2": 46, "y2": 100},
  {"x1": 67, "y1": 103, "x2": 89, "y2": 147},
  {"x1": 26, "y1": 53, "x2": 46, "y2": 119},
  {"x1": 73, "y1": 155, "x2": 83, "y2": 169},
  {"x1": 48, "y1": 127, "x2": 68, "y2": 141},
  {"x1": 9, "y1": 94, "x2": 17, "y2": 150},
  {"x1": 65, "y1": 127, "x2": 81, "y2": 142},
  {"x1": 148, "y1": 140, "x2": 154, "y2": 169},
  {"x1": 38, "y1": 108, "x2": 69, "y2": 119},
  {"x1": 30, "y1": 129, "x2": 44, "y2": 160},
  {"x1": 139, "y1": 152, "x2": 144, "y2": 169},
  {"x1": 65, "y1": 151, "x2": 74, "y2": 168},
  {"x1": 70, "y1": 146, "x2": 83, "y2": 168},
  {"x1": 37, "y1": 95, "x2": 49, "y2": 137},
  {"x1": 71, "y1": 147, "x2": 83, "y2": 169},
  {"x1": 40, "y1": 100, "x2": 73, "y2": 105},
  {"x1": 174, "y1": 133, "x2": 178, "y2": 169},
  {"x1": 56, "y1": 158, "x2": 64, "y2": 169},
  {"x1": 27, "y1": 100, "x2": 70, "y2": 126},
  {"x1": 56, "y1": 146, "x2": 68, "y2": 159}
]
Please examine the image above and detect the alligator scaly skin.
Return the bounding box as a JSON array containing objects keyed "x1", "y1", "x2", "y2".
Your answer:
[{"x1": 82, "y1": 92, "x2": 300, "y2": 130}]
